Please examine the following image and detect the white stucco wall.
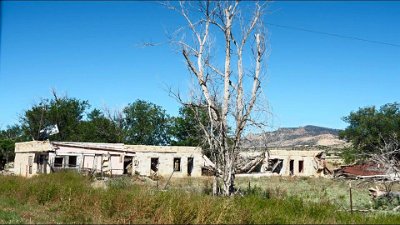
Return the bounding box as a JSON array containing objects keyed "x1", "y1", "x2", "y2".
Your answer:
[
  {"x1": 134, "y1": 151, "x2": 203, "y2": 177},
  {"x1": 13, "y1": 152, "x2": 35, "y2": 177},
  {"x1": 13, "y1": 153, "x2": 53, "y2": 177}
]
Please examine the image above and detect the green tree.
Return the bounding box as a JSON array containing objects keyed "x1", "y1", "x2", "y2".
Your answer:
[
  {"x1": 123, "y1": 100, "x2": 172, "y2": 145},
  {"x1": 339, "y1": 102, "x2": 400, "y2": 162},
  {"x1": 170, "y1": 105, "x2": 208, "y2": 147},
  {"x1": 0, "y1": 125, "x2": 28, "y2": 169},
  {"x1": 78, "y1": 109, "x2": 124, "y2": 143},
  {"x1": 20, "y1": 94, "x2": 89, "y2": 141},
  {"x1": 0, "y1": 124, "x2": 27, "y2": 141},
  {"x1": 0, "y1": 139, "x2": 14, "y2": 170}
]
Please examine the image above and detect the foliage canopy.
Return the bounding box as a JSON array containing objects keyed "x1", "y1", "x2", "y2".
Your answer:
[{"x1": 339, "y1": 102, "x2": 400, "y2": 161}]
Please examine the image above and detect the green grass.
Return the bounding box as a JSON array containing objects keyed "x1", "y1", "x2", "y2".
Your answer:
[
  {"x1": 0, "y1": 209, "x2": 23, "y2": 224},
  {"x1": 165, "y1": 175, "x2": 400, "y2": 210},
  {"x1": 235, "y1": 176, "x2": 375, "y2": 209},
  {"x1": 1, "y1": 172, "x2": 400, "y2": 224}
]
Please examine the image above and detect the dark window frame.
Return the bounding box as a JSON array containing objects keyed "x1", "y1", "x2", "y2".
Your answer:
[
  {"x1": 68, "y1": 156, "x2": 78, "y2": 167},
  {"x1": 54, "y1": 157, "x2": 64, "y2": 168}
]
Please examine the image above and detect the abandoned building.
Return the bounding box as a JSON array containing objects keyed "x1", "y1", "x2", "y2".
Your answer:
[
  {"x1": 13, "y1": 141, "x2": 208, "y2": 178},
  {"x1": 13, "y1": 141, "x2": 329, "y2": 178},
  {"x1": 237, "y1": 150, "x2": 330, "y2": 177}
]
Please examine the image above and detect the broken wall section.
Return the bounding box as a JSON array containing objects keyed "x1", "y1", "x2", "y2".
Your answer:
[{"x1": 237, "y1": 150, "x2": 327, "y2": 177}]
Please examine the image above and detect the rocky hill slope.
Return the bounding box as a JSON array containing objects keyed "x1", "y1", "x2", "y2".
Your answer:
[{"x1": 243, "y1": 125, "x2": 348, "y2": 148}]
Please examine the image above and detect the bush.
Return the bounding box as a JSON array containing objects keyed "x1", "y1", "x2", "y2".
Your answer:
[
  {"x1": 106, "y1": 176, "x2": 133, "y2": 190},
  {"x1": 373, "y1": 195, "x2": 400, "y2": 210}
]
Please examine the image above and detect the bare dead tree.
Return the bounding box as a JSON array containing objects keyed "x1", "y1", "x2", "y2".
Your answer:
[
  {"x1": 368, "y1": 133, "x2": 400, "y2": 180},
  {"x1": 165, "y1": 1, "x2": 269, "y2": 196}
]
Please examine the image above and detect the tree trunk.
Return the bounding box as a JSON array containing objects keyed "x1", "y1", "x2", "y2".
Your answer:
[
  {"x1": 222, "y1": 170, "x2": 235, "y2": 196},
  {"x1": 222, "y1": 153, "x2": 235, "y2": 196},
  {"x1": 212, "y1": 174, "x2": 218, "y2": 196}
]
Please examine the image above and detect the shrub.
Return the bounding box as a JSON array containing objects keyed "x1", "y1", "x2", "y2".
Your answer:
[
  {"x1": 106, "y1": 176, "x2": 133, "y2": 190},
  {"x1": 373, "y1": 195, "x2": 400, "y2": 210}
]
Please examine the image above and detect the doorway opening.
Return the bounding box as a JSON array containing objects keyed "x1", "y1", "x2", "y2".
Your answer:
[
  {"x1": 187, "y1": 157, "x2": 194, "y2": 176},
  {"x1": 37, "y1": 154, "x2": 48, "y2": 174},
  {"x1": 298, "y1": 160, "x2": 304, "y2": 173},
  {"x1": 289, "y1": 160, "x2": 294, "y2": 175},
  {"x1": 124, "y1": 156, "x2": 133, "y2": 174}
]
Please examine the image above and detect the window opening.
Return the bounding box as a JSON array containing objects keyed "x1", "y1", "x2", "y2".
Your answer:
[
  {"x1": 267, "y1": 158, "x2": 283, "y2": 174},
  {"x1": 68, "y1": 156, "x2": 77, "y2": 167},
  {"x1": 173, "y1": 158, "x2": 181, "y2": 172},
  {"x1": 54, "y1": 157, "x2": 64, "y2": 168},
  {"x1": 151, "y1": 158, "x2": 159, "y2": 173}
]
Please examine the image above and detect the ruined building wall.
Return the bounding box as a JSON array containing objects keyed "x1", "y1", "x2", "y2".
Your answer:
[
  {"x1": 239, "y1": 150, "x2": 322, "y2": 176},
  {"x1": 133, "y1": 151, "x2": 203, "y2": 177},
  {"x1": 13, "y1": 141, "x2": 53, "y2": 177},
  {"x1": 13, "y1": 141, "x2": 205, "y2": 178},
  {"x1": 14, "y1": 152, "x2": 37, "y2": 177}
]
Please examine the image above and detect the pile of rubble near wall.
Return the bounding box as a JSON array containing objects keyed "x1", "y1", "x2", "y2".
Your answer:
[
  {"x1": 201, "y1": 152, "x2": 267, "y2": 176},
  {"x1": 236, "y1": 152, "x2": 266, "y2": 174},
  {"x1": 0, "y1": 162, "x2": 14, "y2": 176},
  {"x1": 333, "y1": 162, "x2": 388, "y2": 180}
]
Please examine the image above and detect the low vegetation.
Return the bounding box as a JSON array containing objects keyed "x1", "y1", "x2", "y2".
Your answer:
[{"x1": 1, "y1": 172, "x2": 400, "y2": 224}]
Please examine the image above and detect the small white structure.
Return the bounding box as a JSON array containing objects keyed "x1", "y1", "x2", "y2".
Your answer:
[{"x1": 14, "y1": 141, "x2": 53, "y2": 177}]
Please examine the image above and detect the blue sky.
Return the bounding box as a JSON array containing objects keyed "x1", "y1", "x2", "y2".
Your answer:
[{"x1": 1, "y1": 1, "x2": 399, "y2": 130}]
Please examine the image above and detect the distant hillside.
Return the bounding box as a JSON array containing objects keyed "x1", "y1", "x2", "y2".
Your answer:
[{"x1": 243, "y1": 125, "x2": 348, "y2": 148}]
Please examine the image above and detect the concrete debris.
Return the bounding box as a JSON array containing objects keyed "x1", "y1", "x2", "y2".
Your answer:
[
  {"x1": 0, "y1": 162, "x2": 15, "y2": 176},
  {"x1": 236, "y1": 152, "x2": 266, "y2": 174},
  {"x1": 334, "y1": 162, "x2": 387, "y2": 180},
  {"x1": 368, "y1": 186, "x2": 400, "y2": 199}
]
